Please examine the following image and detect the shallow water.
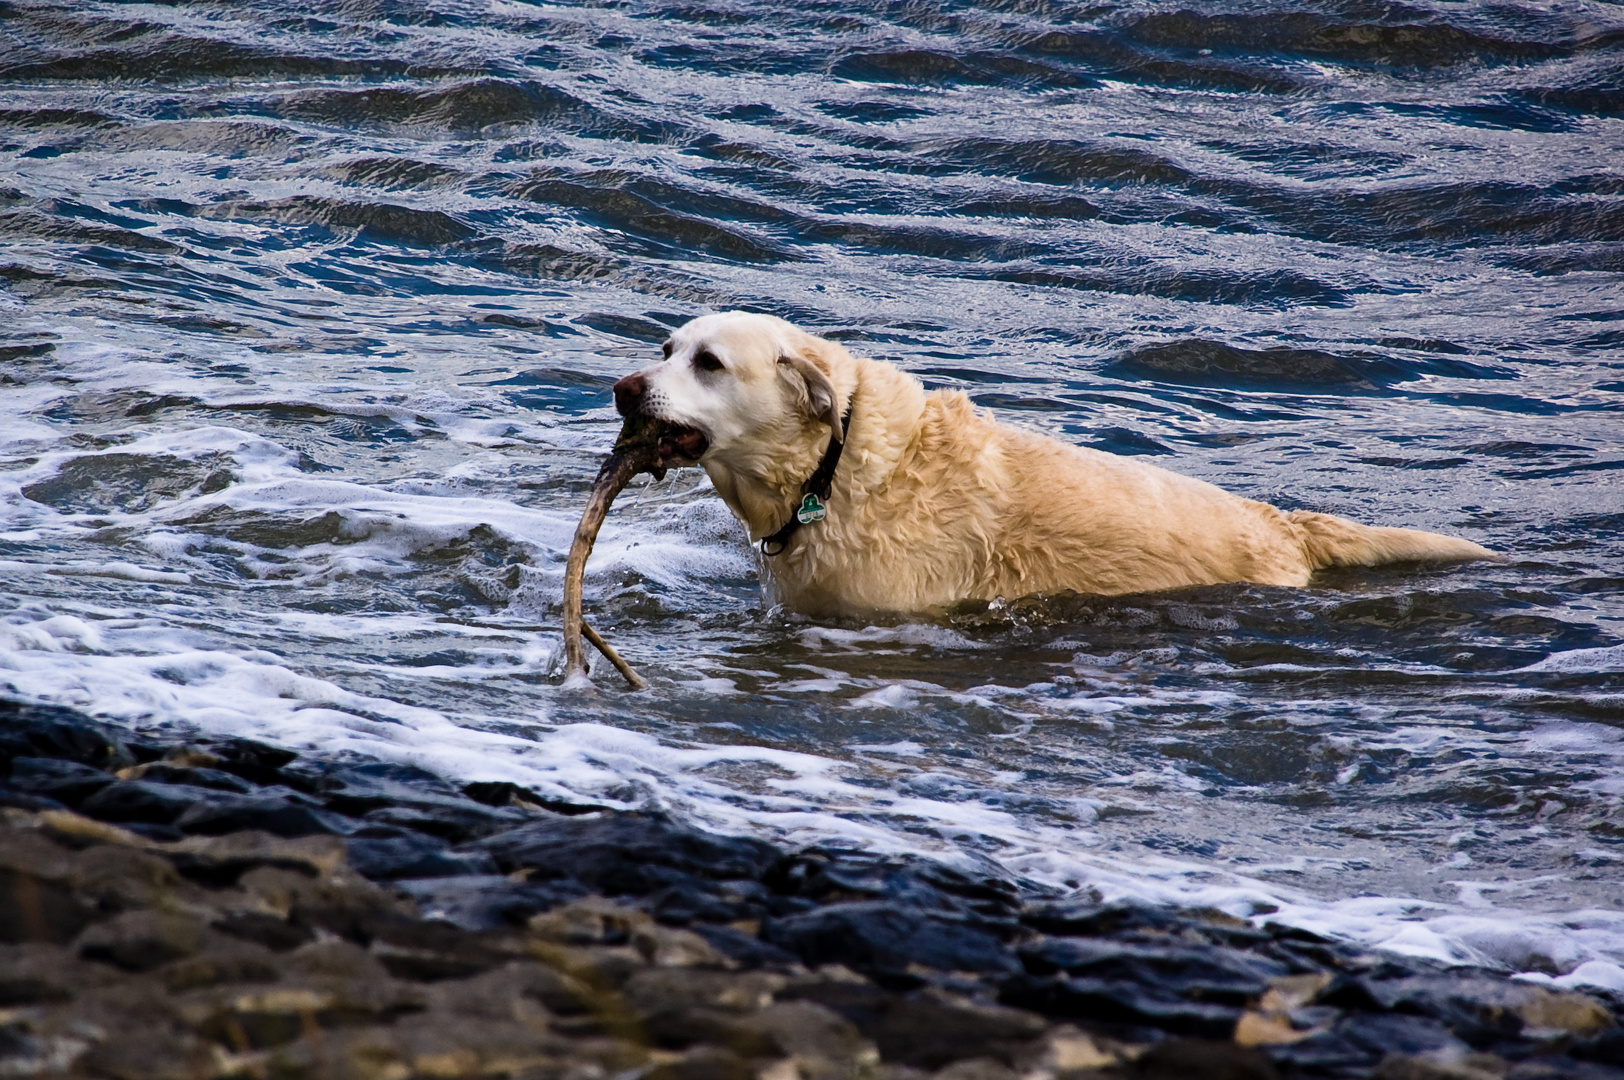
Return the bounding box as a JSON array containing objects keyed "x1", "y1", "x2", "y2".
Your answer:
[{"x1": 3, "y1": 0, "x2": 1623, "y2": 989}]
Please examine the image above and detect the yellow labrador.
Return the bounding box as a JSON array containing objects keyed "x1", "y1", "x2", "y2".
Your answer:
[{"x1": 611, "y1": 312, "x2": 1494, "y2": 616}]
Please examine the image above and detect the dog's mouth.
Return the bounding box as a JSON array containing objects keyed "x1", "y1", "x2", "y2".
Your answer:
[{"x1": 654, "y1": 422, "x2": 709, "y2": 464}]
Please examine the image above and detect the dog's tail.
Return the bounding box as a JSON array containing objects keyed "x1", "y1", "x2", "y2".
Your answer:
[{"x1": 1287, "y1": 510, "x2": 1496, "y2": 571}]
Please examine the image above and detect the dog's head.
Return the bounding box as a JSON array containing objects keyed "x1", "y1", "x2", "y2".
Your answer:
[{"x1": 612, "y1": 312, "x2": 848, "y2": 469}]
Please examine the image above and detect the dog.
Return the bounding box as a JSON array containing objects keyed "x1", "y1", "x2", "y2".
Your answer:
[{"x1": 611, "y1": 312, "x2": 1495, "y2": 616}]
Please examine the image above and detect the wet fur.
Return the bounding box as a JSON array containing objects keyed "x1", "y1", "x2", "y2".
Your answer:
[{"x1": 627, "y1": 312, "x2": 1496, "y2": 616}]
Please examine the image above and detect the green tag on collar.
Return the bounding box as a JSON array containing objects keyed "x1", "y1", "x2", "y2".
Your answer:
[{"x1": 796, "y1": 493, "x2": 827, "y2": 524}]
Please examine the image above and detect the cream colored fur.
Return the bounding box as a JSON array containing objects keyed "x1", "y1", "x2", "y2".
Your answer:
[{"x1": 627, "y1": 312, "x2": 1495, "y2": 616}]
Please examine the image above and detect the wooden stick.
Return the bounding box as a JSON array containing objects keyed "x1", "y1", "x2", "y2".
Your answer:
[{"x1": 581, "y1": 620, "x2": 649, "y2": 690}]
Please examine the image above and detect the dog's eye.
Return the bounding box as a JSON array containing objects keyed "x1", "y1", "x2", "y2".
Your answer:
[
  {"x1": 661, "y1": 340, "x2": 673, "y2": 359},
  {"x1": 693, "y1": 349, "x2": 724, "y2": 373}
]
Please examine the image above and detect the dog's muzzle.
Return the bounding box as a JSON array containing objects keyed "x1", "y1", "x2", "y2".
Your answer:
[{"x1": 612, "y1": 372, "x2": 709, "y2": 463}]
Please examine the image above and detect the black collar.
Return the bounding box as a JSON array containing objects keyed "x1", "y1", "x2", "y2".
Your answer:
[{"x1": 759, "y1": 399, "x2": 855, "y2": 557}]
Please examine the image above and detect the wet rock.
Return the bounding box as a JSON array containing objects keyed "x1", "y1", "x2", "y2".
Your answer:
[
  {"x1": 933, "y1": 1059, "x2": 1021, "y2": 1080},
  {"x1": 1373, "y1": 1048, "x2": 1506, "y2": 1080},
  {"x1": 474, "y1": 811, "x2": 781, "y2": 895},
  {"x1": 6, "y1": 756, "x2": 114, "y2": 803},
  {"x1": 529, "y1": 897, "x2": 730, "y2": 968},
  {"x1": 691, "y1": 921, "x2": 802, "y2": 968},
  {"x1": 460, "y1": 778, "x2": 613, "y2": 815},
  {"x1": 77, "y1": 910, "x2": 209, "y2": 972},
  {"x1": 202, "y1": 738, "x2": 300, "y2": 787},
  {"x1": 0, "y1": 784, "x2": 67, "y2": 812},
  {"x1": 0, "y1": 942, "x2": 119, "y2": 1003},
  {"x1": 173, "y1": 791, "x2": 353, "y2": 837},
  {"x1": 748, "y1": 999, "x2": 876, "y2": 1065},
  {"x1": 768, "y1": 849, "x2": 1025, "y2": 922},
  {"x1": 367, "y1": 917, "x2": 516, "y2": 980},
  {"x1": 307, "y1": 761, "x2": 490, "y2": 818},
  {"x1": 210, "y1": 910, "x2": 318, "y2": 952},
  {"x1": 395, "y1": 872, "x2": 590, "y2": 930},
  {"x1": 346, "y1": 828, "x2": 498, "y2": 879},
  {"x1": 622, "y1": 967, "x2": 784, "y2": 1016},
  {"x1": 868, "y1": 993, "x2": 1047, "y2": 1069},
  {"x1": 0, "y1": 861, "x2": 104, "y2": 944},
  {"x1": 235, "y1": 862, "x2": 416, "y2": 942},
  {"x1": 165, "y1": 829, "x2": 346, "y2": 886},
  {"x1": 1573, "y1": 1027, "x2": 1624, "y2": 1066},
  {"x1": 1020, "y1": 937, "x2": 1287, "y2": 1003},
  {"x1": 765, "y1": 901, "x2": 1021, "y2": 978},
  {"x1": 78, "y1": 779, "x2": 219, "y2": 826},
  {"x1": 158, "y1": 943, "x2": 282, "y2": 992},
  {"x1": 116, "y1": 762, "x2": 256, "y2": 794},
  {"x1": 1134, "y1": 1038, "x2": 1280, "y2": 1079},
  {"x1": 362, "y1": 801, "x2": 525, "y2": 843},
  {"x1": 1000, "y1": 972, "x2": 1244, "y2": 1038},
  {"x1": 644, "y1": 1045, "x2": 754, "y2": 1080},
  {"x1": 781, "y1": 977, "x2": 1046, "y2": 1069},
  {"x1": 0, "y1": 699, "x2": 136, "y2": 772},
  {"x1": 649, "y1": 877, "x2": 775, "y2": 925}
]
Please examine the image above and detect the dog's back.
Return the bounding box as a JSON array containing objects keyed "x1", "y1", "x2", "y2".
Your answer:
[{"x1": 767, "y1": 359, "x2": 1494, "y2": 613}]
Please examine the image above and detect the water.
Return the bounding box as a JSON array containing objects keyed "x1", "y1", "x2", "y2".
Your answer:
[{"x1": 3, "y1": 0, "x2": 1623, "y2": 990}]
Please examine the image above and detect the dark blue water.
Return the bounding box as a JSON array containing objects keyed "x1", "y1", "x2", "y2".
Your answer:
[{"x1": 2, "y1": 0, "x2": 1622, "y2": 986}]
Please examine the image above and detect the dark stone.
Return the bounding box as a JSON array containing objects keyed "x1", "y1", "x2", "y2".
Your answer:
[
  {"x1": 767, "y1": 848, "x2": 1024, "y2": 921},
  {"x1": 306, "y1": 761, "x2": 473, "y2": 816},
  {"x1": 775, "y1": 979, "x2": 891, "y2": 1033},
  {"x1": 361, "y1": 802, "x2": 526, "y2": 843},
  {"x1": 0, "y1": 786, "x2": 67, "y2": 812},
  {"x1": 160, "y1": 948, "x2": 282, "y2": 992},
  {"x1": 174, "y1": 792, "x2": 353, "y2": 837},
  {"x1": 0, "y1": 867, "x2": 102, "y2": 945},
  {"x1": 999, "y1": 973, "x2": 1243, "y2": 1038},
  {"x1": 1334, "y1": 1012, "x2": 1467, "y2": 1056},
  {"x1": 649, "y1": 880, "x2": 771, "y2": 926},
  {"x1": 206, "y1": 738, "x2": 300, "y2": 787},
  {"x1": 641, "y1": 1007, "x2": 779, "y2": 1056},
  {"x1": 364, "y1": 918, "x2": 512, "y2": 981},
  {"x1": 211, "y1": 911, "x2": 317, "y2": 952},
  {"x1": 764, "y1": 901, "x2": 1021, "y2": 977},
  {"x1": 1134, "y1": 1038, "x2": 1280, "y2": 1080},
  {"x1": 688, "y1": 924, "x2": 799, "y2": 969},
  {"x1": 1024, "y1": 900, "x2": 1274, "y2": 949},
  {"x1": 869, "y1": 996, "x2": 1047, "y2": 1069},
  {"x1": 77, "y1": 911, "x2": 206, "y2": 972},
  {"x1": 1574, "y1": 1027, "x2": 1624, "y2": 1066},
  {"x1": 130, "y1": 763, "x2": 256, "y2": 794},
  {"x1": 1352, "y1": 975, "x2": 1527, "y2": 1046},
  {"x1": 346, "y1": 830, "x2": 498, "y2": 880},
  {"x1": 0, "y1": 975, "x2": 73, "y2": 1006},
  {"x1": 1018, "y1": 938, "x2": 1286, "y2": 1005},
  {"x1": 460, "y1": 780, "x2": 612, "y2": 815},
  {"x1": 0, "y1": 699, "x2": 135, "y2": 772},
  {"x1": 4, "y1": 757, "x2": 113, "y2": 804},
  {"x1": 78, "y1": 780, "x2": 220, "y2": 825},
  {"x1": 642, "y1": 1047, "x2": 753, "y2": 1080},
  {"x1": 471, "y1": 811, "x2": 781, "y2": 895},
  {"x1": 394, "y1": 874, "x2": 589, "y2": 931}
]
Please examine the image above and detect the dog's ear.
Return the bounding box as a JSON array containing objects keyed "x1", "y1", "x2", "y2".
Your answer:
[{"x1": 778, "y1": 350, "x2": 843, "y2": 441}]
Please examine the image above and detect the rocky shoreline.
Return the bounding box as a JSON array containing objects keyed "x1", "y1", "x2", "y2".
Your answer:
[{"x1": 2, "y1": 698, "x2": 1621, "y2": 1080}]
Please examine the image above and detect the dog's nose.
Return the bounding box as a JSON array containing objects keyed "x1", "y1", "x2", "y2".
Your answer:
[{"x1": 613, "y1": 372, "x2": 647, "y2": 417}]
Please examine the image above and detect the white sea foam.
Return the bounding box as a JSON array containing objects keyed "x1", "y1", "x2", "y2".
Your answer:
[
  {"x1": 1515, "y1": 644, "x2": 1624, "y2": 674},
  {"x1": 5, "y1": 589, "x2": 1624, "y2": 990}
]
